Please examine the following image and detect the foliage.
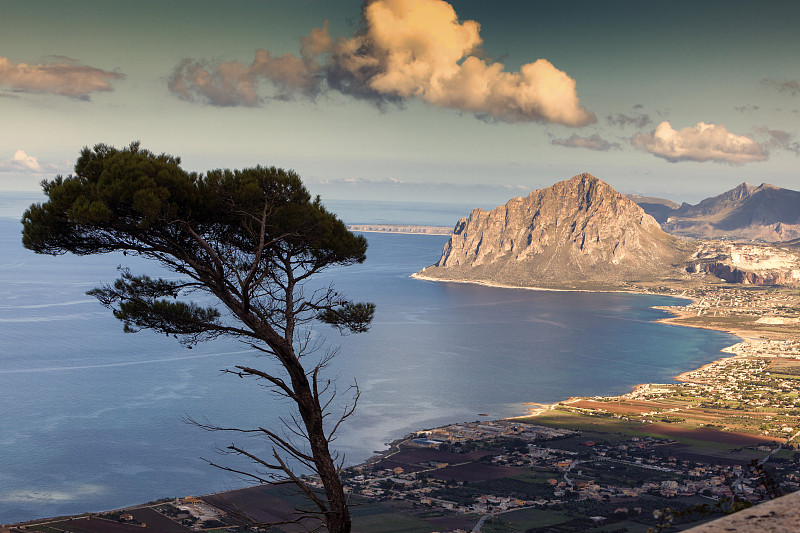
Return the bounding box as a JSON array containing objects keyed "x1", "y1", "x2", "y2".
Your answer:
[{"x1": 21, "y1": 142, "x2": 374, "y2": 533}]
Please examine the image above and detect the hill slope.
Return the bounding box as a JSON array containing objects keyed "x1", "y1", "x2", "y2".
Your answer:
[
  {"x1": 417, "y1": 173, "x2": 690, "y2": 289},
  {"x1": 637, "y1": 183, "x2": 800, "y2": 241}
]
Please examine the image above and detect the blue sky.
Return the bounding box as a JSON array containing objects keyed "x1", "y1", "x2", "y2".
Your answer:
[{"x1": 1, "y1": 0, "x2": 798, "y2": 205}]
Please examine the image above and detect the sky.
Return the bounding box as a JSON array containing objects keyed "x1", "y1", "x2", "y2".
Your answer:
[{"x1": 1, "y1": 0, "x2": 799, "y2": 206}]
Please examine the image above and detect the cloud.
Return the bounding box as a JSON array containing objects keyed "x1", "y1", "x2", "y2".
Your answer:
[
  {"x1": 757, "y1": 127, "x2": 800, "y2": 156},
  {"x1": 0, "y1": 150, "x2": 62, "y2": 174},
  {"x1": 168, "y1": 50, "x2": 322, "y2": 106},
  {"x1": 168, "y1": 0, "x2": 595, "y2": 126},
  {"x1": 551, "y1": 133, "x2": 620, "y2": 151},
  {"x1": 606, "y1": 112, "x2": 651, "y2": 129},
  {"x1": 631, "y1": 121, "x2": 767, "y2": 164},
  {"x1": 0, "y1": 56, "x2": 124, "y2": 99},
  {"x1": 734, "y1": 104, "x2": 760, "y2": 113},
  {"x1": 762, "y1": 78, "x2": 800, "y2": 96}
]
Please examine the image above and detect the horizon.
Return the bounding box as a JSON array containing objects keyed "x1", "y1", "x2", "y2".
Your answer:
[{"x1": 1, "y1": 0, "x2": 798, "y2": 205}]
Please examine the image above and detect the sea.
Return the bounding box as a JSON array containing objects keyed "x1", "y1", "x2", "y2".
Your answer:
[{"x1": 0, "y1": 193, "x2": 738, "y2": 524}]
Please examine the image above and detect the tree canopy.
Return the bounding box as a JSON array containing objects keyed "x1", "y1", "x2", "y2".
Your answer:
[{"x1": 22, "y1": 142, "x2": 374, "y2": 532}]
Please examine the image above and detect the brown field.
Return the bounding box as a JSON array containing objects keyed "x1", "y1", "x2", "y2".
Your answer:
[
  {"x1": 645, "y1": 424, "x2": 780, "y2": 446},
  {"x1": 202, "y1": 486, "x2": 304, "y2": 526},
  {"x1": 662, "y1": 446, "x2": 766, "y2": 466},
  {"x1": 127, "y1": 508, "x2": 190, "y2": 532},
  {"x1": 372, "y1": 458, "x2": 428, "y2": 473},
  {"x1": 428, "y1": 463, "x2": 528, "y2": 483},
  {"x1": 373, "y1": 447, "x2": 490, "y2": 471}
]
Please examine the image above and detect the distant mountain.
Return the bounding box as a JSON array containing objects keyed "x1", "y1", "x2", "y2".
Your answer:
[
  {"x1": 625, "y1": 194, "x2": 680, "y2": 224},
  {"x1": 632, "y1": 183, "x2": 800, "y2": 242},
  {"x1": 416, "y1": 173, "x2": 689, "y2": 289}
]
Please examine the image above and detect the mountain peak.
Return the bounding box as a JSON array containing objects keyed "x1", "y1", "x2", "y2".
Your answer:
[{"x1": 418, "y1": 174, "x2": 686, "y2": 289}]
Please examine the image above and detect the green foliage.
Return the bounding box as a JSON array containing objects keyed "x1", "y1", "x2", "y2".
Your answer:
[
  {"x1": 87, "y1": 268, "x2": 222, "y2": 337},
  {"x1": 20, "y1": 142, "x2": 374, "y2": 533},
  {"x1": 21, "y1": 142, "x2": 372, "y2": 342},
  {"x1": 318, "y1": 302, "x2": 376, "y2": 334}
]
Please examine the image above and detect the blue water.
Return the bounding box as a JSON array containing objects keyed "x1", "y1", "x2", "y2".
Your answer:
[{"x1": 0, "y1": 200, "x2": 737, "y2": 524}]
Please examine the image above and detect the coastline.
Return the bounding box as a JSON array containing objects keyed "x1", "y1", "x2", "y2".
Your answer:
[
  {"x1": 410, "y1": 272, "x2": 754, "y2": 421},
  {"x1": 411, "y1": 271, "x2": 627, "y2": 294}
]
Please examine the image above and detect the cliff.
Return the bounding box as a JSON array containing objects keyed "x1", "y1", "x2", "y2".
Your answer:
[
  {"x1": 417, "y1": 173, "x2": 690, "y2": 289},
  {"x1": 687, "y1": 242, "x2": 800, "y2": 286}
]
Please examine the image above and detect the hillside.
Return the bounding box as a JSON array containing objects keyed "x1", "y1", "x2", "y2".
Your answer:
[
  {"x1": 634, "y1": 183, "x2": 800, "y2": 242},
  {"x1": 416, "y1": 173, "x2": 691, "y2": 289},
  {"x1": 625, "y1": 193, "x2": 680, "y2": 224}
]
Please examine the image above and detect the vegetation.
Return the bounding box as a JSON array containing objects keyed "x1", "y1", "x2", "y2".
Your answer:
[{"x1": 21, "y1": 142, "x2": 374, "y2": 533}]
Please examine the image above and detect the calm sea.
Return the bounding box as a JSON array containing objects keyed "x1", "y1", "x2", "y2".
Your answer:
[{"x1": 0, "y1": 197, "x2": 737, "y2": 524}]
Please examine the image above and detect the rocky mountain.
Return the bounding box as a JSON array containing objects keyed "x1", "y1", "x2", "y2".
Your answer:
[
  {"x1": 625, "y1": 194, "x2": 680, "y2": 224},
  {"x1": 416, "y1": 173, "x2": 690, "y2": 289},
  {"x1": 633, "y1": 183, "x2": 800, "y2": 242}
]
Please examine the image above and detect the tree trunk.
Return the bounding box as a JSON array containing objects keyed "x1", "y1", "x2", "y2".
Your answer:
[
  {"x1": 310, "y1": 427, "x2": 351, "y2": 533},
  {"x1": 288, "y1": 351, "x2": 352, "y2": 533}
]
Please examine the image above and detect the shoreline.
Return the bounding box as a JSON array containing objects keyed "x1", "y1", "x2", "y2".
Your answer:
[
  {"x1": 411, "y1": 272, "x2": 753, "y2": 421},
  {"x1": 410, "y1": 271, "x2": 645, "y2": 295}
]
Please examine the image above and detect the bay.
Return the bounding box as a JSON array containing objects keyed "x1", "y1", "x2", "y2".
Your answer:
[{"x1": 0, "y1": 201, "x2": 737, "y2": 524}]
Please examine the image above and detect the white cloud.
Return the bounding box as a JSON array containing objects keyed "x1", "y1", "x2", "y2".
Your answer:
[
  {"x1": 0, "y1": 150, "x2": 62, "y2": 174},
  {"x1": 552, "y1": 133, "x2": 620, "y2": 151},
  {"x1": 631, "y1": 121, "x2": 767, "y2": 164},
  {"x1": 168, "y1": 0, "x2": 595, "y2": 126},
  {"x1": 0, "y1": 56, "x2": 124, "y2": 99}
]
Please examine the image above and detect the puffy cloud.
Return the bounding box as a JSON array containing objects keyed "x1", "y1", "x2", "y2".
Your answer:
[
  {"x1": 168, "y1": 0, "x2": 595, "y2": 126},
  {"x1": 762, "y1": 78, "x2": 800, "y2": 96},
  {"x1": 0, "y1": 150, "x2": 64, "y2": 174},
  {"x1": 0, "y1": 56, "x2": 124, "y2": 99},
  {"x1": 631, "y1": 121, "x2": 767, "y2": 165},
  {"x1": 606, "y1": 112, "x2": 651, "y2": 129},
  {"x1": 0, "y1": 150, "x2": 42, "y2": 172},
  {"x1": 551, "y1": 133, "x2": 620, "y2": 151}
]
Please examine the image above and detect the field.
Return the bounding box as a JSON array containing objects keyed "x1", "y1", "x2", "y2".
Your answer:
[{"x1": 525, "y1": 410, "x2": 780, "y2": 459}]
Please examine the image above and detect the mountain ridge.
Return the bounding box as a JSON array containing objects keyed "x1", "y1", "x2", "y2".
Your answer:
[{"x1": 632, "y1": 182, "x2": 800, "y2": 241}]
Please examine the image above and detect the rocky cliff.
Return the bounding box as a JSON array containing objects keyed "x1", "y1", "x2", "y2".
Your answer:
[
  {"x1": 687, "y1": 242, "x2": 800, "y2": 286},
  {"x1": 417, "y1": 174, "x2": 690, "y2": 289}
]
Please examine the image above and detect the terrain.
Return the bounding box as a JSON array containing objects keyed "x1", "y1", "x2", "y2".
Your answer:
[
  {"x1": 633, "y1": 182, "x2": 800, "y2": 242},
  {"x1": 416, "y1": 174, "x2": 800, "y2": 290},
  {"x1": 416, "y1": 173, "x2": 691, "y2": 290}
]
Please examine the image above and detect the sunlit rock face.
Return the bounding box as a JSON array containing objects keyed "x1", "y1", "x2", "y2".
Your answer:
[
  {"x1": 419, "y1": 173, "x2": 688, "y2": 289},
  {"x1": 688, "y1": 242, "x2": 800, "y2": 286}
]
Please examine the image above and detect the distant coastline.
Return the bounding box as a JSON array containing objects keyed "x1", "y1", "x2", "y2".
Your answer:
[{"x1": 348, "y1": 223, "x2": 452, "y2": 235}]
